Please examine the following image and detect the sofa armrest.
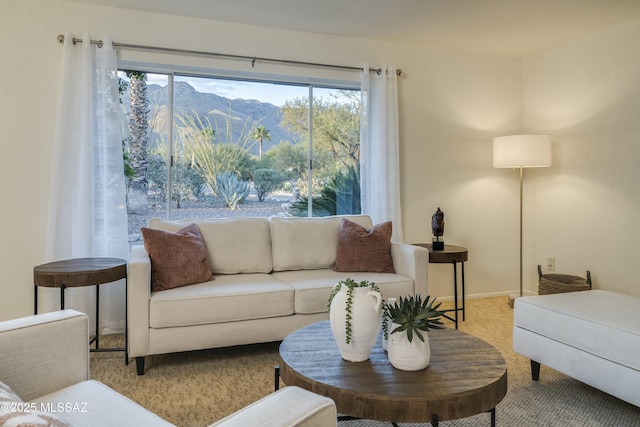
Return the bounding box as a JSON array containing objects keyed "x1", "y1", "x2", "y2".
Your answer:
[
  {"x1": 391, "y1": 243, "x2": 428, "y2": 296},
  {"x1": 209, "y1": 386, "x2": 337, "y2": 427},
  {"x1": 128, "y1": 245, "x2": 151, "y2": 359},
  {"x1": 0, "y1": 310, "x2": 89, "y2": 401}
]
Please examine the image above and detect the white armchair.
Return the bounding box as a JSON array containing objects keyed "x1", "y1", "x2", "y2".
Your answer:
[
  {"x1": 211, "y1": 386, "x2": 337, "y2": 427},
  {"x1": 0, "y1": 310, "x2": 337, "y2": 426},
  {"x1": 0, "y1": 309, "x2": 174, "y2": 426}
]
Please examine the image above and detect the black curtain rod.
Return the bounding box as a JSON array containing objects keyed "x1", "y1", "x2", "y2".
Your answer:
[{"x1": 57, "y1": 34, "x2": 402, "y2": 76}]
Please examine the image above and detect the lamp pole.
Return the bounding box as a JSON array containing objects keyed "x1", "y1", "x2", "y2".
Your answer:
[
  {"x1": 492, "y1": 134, "x2": 552, "y2": 304},
  {"x1": 519, "y1": 166, "x2": 524, "y2": 297}
]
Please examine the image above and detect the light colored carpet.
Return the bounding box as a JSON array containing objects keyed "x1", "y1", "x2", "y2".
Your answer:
[{"x1": 90, "y1": 297, "x2": 640, "y2": 426}]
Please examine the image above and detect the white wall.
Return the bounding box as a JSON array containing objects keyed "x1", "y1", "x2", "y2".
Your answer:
[
  {"x1": 522, "y1": 20, "x2": 640, "y2": 296},
  {"x1": 0, "y1": 0, "x2": 524, "y2": 322}
]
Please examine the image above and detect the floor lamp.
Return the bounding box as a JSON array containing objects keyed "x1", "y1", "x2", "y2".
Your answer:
[{"x1": 493, "y1": 135, "x2": 552, "y2": 305}]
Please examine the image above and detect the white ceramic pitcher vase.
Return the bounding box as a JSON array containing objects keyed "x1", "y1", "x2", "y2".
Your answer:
[{"x1": 329, "y1": 284, "x2": 382, "y2": 362}]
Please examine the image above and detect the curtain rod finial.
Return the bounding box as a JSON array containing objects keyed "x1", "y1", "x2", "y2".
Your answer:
[{"x1": 57, "y1": 34, "x2": 65, "y2": 44}]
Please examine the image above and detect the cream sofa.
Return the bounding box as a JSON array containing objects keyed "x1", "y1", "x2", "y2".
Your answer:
[
  {"x1": 128, "y1": 215, "x2": 428, "y2": 375},
  {"x1": 0, "y1": 310, "x2": 337, "y2": 427},
  {"x1": 513, "y1": 290, "x2": 640, "y2": 408}
]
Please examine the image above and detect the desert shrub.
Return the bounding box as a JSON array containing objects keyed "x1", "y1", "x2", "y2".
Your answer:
[
  {"x1": 253, "y1": 169, "x2": 287, "y2": 202},
  {"x1": 146, "y1": 154, "x2": 206, "y2": 208},
  {"x1": 176, "y1": 111, "x2": 256, "y2": 192}
]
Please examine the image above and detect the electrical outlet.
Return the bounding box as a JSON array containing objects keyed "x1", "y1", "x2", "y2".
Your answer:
[{"x1": 547, "y1": 257, "x2": 555, "y2": 272}]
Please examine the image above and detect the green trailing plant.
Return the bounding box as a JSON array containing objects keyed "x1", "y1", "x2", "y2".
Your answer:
[
  {"x1": 328, "y1": 278, "x2": 381, "y2": 344},
  {"x1": 385, "y1": 294, "x2": 444, "y2": 343},
  {"x1": 381, "y1": 300, "x2": 392, "y2": 341}
]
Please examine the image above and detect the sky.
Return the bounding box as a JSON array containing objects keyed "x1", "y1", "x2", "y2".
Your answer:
[
  {"x1": 147, "y1": 74, "x2": 301, "y2": 107},
  {"x1": 145, "y1": 74, "x2": 353, "y2": 107}
]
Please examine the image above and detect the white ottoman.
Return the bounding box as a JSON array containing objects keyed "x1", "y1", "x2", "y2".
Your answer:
[{"x1": 513, "y1": 290, "x2": 640, "y2": 407}]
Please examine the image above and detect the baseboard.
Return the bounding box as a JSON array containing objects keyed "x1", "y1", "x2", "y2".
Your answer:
[{"x1": 437, "y1": 290, "x2": 539, "y2": 310}]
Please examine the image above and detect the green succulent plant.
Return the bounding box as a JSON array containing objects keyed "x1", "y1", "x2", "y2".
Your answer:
[{"x1": 386, "y1": 294, "x2": 444, "y2": 343}]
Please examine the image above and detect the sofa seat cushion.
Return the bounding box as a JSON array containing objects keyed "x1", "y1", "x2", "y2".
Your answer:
[
  {"x1": 29, "y1": 380, "x2": 174, "y2": 427},
  {"x1": 272, "y1": 269, "x2": 414, "y2": 314},
  {"x1": 149, "y1": 274, "x2": 294, "y2": 328},
  {"x1": 270, "y1": 215, "x2": 372, "y2": 272},
  {"x1": 514, "y1": 290, "x2": 640, "y2": 371},
  {"x1": 149, "y1": 218, "x2": 272, "y2": 274}
]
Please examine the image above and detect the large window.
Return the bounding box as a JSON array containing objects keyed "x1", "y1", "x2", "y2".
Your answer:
[{"x1": 118, "y1": 72, "x2": 361, "y2": 244}]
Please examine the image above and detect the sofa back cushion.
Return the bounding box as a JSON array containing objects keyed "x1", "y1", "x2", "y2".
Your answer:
[
  {"x1": 270, "y1": 215, "x2": 372, "y2": 271},
  {"x1": 148, "y1": 218, "x2": 272, "y2": 274}
]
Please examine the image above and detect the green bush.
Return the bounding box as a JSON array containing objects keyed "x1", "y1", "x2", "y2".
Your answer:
[
  {"x1": 146, "y1": 154, "x2": 206, "y2": 208},
  {"x1": 253, "y1": 169, "x2": 287, "y2": 202},
  {"x1": 290, "y1": 165, "x2": 361, "y2": 217}
]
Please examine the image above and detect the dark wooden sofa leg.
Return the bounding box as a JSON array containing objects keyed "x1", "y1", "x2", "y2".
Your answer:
[
  {"x1": 136, "y1": 357, "x2": 145, "y2": 375},
  {"x1": 531, "y1": 360, "x2": 540, "y2": 381}
]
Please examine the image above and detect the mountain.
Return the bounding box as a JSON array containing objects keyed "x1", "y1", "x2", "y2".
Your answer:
[{"x1": 144, "y1": 81, "x2": 299, "y2": 154}]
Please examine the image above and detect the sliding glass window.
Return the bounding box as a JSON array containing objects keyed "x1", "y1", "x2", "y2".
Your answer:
[{"x1": 117, "y1": 72, "x2": 361, "y2": 244}]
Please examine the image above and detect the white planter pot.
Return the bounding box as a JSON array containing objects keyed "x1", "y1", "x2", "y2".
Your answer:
[
  {"x1": 330, "y1": 285, "x2": 382, "y2": 362},
  {"x1": 388, "y1": 323, "x2": 431, "y2": 371}
]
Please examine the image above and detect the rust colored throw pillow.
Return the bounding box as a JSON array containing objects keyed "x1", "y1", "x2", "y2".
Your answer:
[
  {"x1": 334, "y1": 219, "x2": 395, "y2": 273},
  {"x1": 141, "y1": 223, "x2": 213, "y2": 292}
]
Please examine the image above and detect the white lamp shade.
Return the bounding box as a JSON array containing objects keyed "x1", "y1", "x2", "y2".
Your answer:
[{"x1": 493, "y1": 134, "x2": 552, "y2": 168}]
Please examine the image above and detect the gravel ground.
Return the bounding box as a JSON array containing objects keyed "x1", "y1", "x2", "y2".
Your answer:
[{"x1": 128, "y1": 195, "x2": 294, "y2": 244}]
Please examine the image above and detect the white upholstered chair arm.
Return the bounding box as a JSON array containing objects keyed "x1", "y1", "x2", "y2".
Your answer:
[
  {"x1": 127, "y1": 245, "x2": 151, "y2": 358},
  {"x1": 210, "y1": 386, "x2": 337, "y2": 427},
  {"x1": 391, "y1": 243, "x2": 429, "y2": 296},
  {"x1": 0, "y1": 309, "x2": 89, "y2": 401}
]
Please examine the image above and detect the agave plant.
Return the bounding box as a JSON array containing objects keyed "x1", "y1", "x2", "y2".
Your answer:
[
  {"x1": 212, "y1": 171, "x2": 251, "y2": 210},
  {"x1": 386, "y1": 294, "x2": 444, "y2": 343}
]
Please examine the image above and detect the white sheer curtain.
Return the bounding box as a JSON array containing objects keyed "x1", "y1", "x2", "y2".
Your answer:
[
  {"x1": 45, "y1": 32, "x2": 128, "y2": 334},
  {"x1": 360, "y1": 64, "x2": 404, "y2": 242}
]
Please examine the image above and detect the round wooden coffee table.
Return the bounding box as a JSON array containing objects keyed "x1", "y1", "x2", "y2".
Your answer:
[{"x1": 277, "y1": 321, "x2": 507, "y2": 426}]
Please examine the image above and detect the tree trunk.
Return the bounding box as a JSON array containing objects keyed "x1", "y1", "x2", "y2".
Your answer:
[{"x1": 127, "y1": 72, "x2": 149, "y2": 213}]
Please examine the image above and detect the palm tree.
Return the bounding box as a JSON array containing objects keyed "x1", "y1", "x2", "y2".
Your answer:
[
  {"x1": 251, "y1": 125, "x2": 271, "y2": 159},
  {"x1": 126, "y1": 71, "x2": 149, "y2": 213}
]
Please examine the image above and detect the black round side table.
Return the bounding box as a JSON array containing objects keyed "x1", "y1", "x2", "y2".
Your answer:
[
  {"x1": 34, "y1": 257, "x2": 128, "y2": 363},
  {"x1": 412, "y1": 244, "x2": 468, "y2": 328}
]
